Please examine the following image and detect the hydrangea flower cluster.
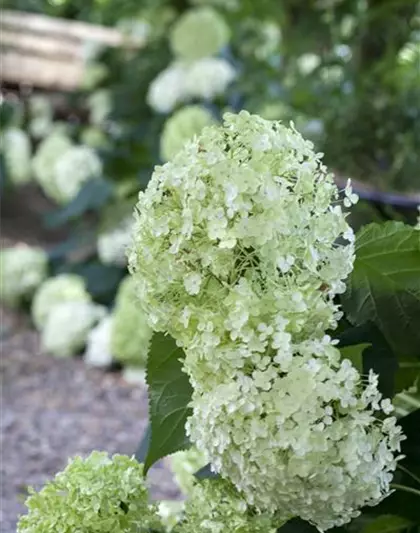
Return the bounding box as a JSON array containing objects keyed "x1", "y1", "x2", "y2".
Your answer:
[
  {"x1": 54, "y1": 145, "x2": 102, "y2": 203},
  {"x1": 97, "y1": 215, "x2": 133, "y2": 266},
  {"x1": 28, "y1": 95, "x2": 53, "y2": 139},
  {"x1": 32, "y1": 131, "x2": 73, "y2": 201},
  {"x1": 31, "y1": 273, "x2": 91, "y2": 329},
  {"x1": 17, "y1": 451, "x2": 161, "y2": 533},
  {"x1": 2, "y1": 128, "x2": 32, "y2": 185},
  {"x1": 41, "y1": 300, "x2": 105, "y2": 357},
  {"x1": 170, "y1": 7, "x2": 230, "y2": 61},
  {"x1": 147, "y1": 58, "x2": 236, "y2": 113},
  {"x1": 129, "y1": 111, "x2": 404, "y2": 530},
  {"x1": 33, "y1": 133, "x2": 102, "y2": 204},
  {"x1": 160, "y1": 105, "x2": 216, "y2": 161},
  {"x1": 168, "y1": 447, "x2": 207, "y2": 497},
  {"x1": 176, "y1": 479, "x2": 280, "y2": 533},
  {"x1": 84, "y1": 315, "x2": 114, "y2": 367},
  {"x1": 111, "y1": 276, "x2": 153, "y2": 368},
  {"x1": 0, "y1": 245, "x2": 48, "y2": 307}
]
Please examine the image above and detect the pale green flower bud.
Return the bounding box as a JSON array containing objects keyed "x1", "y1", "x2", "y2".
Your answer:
[
  {"x1": 170, "y1": 7, "x2": 230, "y2": 61},
  {"x1": 0, "y1": 245, "x2": 48, "y2": 307},
  {"x1": 17, "y1": 451, "x2": 161, "y2": 533},
  {"x1": 111, "y1": 276, "x2": 153, "y2": 367},
  {"x1": 31, "y1": 274, "x2": 90, "y2": 330},
  {"x1": 1, "y1": 128, "x2": 32, "y2": 185},
  {"x1": 160, "y1": 106, "x2": 216, "y2": 161}
]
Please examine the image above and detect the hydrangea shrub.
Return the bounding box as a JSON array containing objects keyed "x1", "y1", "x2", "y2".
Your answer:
[{"x1": 0, "y1": 245, "x2": 48, "y2": 307}]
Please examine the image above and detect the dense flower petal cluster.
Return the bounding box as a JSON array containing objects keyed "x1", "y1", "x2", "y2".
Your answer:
[
  {"x1": 129, "y1": 111, "x2": 354, "y2": 364},
  {"x1": 28, "y1": 95, "x2": 53, "y2": 139},
  {"x1": 111, "y1": 276, "x2": 153, "y2": 367},
  {"x1": 175, "y1": 479, "x2": 280, "y2": 533},
  {"x1": 32, "y1": 131, "x2": 73, "y2": 201},
  {"x1": 31, "y1": 274, "x2": 90, "y2": 329},
  {"x1": 147, "y1": 58, "x2": 235, "y2": 113},
  {"x1": 54, "y1": 145, "x2": 102, "y2": 203},
  {"x1": 17, "y1": 451, "x2": 161, "y2": 533},
  {"x1": 187, "y1": 346, "x2": 404, "y2": 529},
  {"x1": 129, "y1": 111, "x2": 404, "y2": 529},
  {"x1": 2, "y1": 128, "x2": 32, "y2": 185},
  {"x1": 0, "y1": 245, "x2": 48, "y2": 307},
  {"x1": 170, "y1": 7, "x2": 230, "y2": 61},
  {"x1": 168, "y1": 447, "x2": 207, "y2": 496},
  {"x1": 161, "y1": 106, "x2": 216, "y2": 161},
  {"x1": 84, "y1": 315, "x2": 114, "y2": 367},
  {"x1": 41, "y1": 301, "x2": 105, "y2": 357}
]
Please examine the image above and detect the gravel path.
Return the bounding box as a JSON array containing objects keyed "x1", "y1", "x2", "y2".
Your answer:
[{"x1": 1, "y1": 307, "x2": 179, "y2": 533}]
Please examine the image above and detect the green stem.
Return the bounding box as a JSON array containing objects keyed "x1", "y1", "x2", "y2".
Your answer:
[
  {"x1": 397, "y1": 464, "x2": 420, "y2": 486},
  {"x1": 391, "y1": 483, "x2": 420, "y2": 498}
]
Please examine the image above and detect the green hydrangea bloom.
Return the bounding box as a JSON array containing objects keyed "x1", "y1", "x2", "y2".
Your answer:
[
  {"x1": 176, "y1": 479, "x2": 281, "y2": 533},
  {"x1": 170, "y1": 7, "x2": 230, "y2": 61},
  {"x1": 41, "y1": 301, "x2": 106, "y2": 357},
  {"x1": 32, "y1": 131, "x2": 73, "y2": 202},
  {"x1": 54, "y1": 145, "x2": 103, "y2": 204},
  {"x1": 111, "y1": 276, "x2": 153, "y2": 367},
  {"x1": 1, "y1": 128, "x2": 32, "y2": 185},
  {"x1": 31, "y1": 274, "x2": 91, "y2": 330},
  {"x1": 158, "y1": 500, "x2": 185, "y2": 531},
  {"x1": 0, "y1": 245, "x2": 48, "y2": 307},
  {"x1": 17, "y1": 451, "x2": 162, "y2": 533},
  {"x1": 169, "y1": 447, "x2": 207, "y2": 496},
  {"x1": 160, "y1": 106, "x2": 216, "y2": 161}
]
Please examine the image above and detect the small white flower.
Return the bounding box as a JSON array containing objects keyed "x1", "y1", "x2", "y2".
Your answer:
[
  {"x1": 344, "y1": 179, "x2": 359, "y2": 207},
  {"x1": 184, "y1": 273, "x2": 203, "y2": 295}
]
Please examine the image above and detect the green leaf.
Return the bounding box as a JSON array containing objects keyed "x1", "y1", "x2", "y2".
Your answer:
[
  {"x1": 194, "y1": 463, "x2": 219, "y2": 481},
  {"x1": 339, "y1": 343, "x2": 371, "y2": 373},
  {"x1": 341, "y1": 222, "x2": 420, "y2": 358},
  {"x1": 144, "y1": 333, "x2": 193, "y2": 474},
  {"x1": 135, "y1": 425, "x2": 151, "y2": 464},
  {"x1": 362, "y1": 515, "x2": 412, "y2": 533},
  {"x1": 44, "y1": 178, "x2": 113, "y2": 228}
]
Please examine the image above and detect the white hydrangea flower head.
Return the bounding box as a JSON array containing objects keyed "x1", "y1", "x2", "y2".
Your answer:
[
  {"x1": 168, "y1": 447, "x2": 207, "y2": 496},
  {"x1": 160, "y1": 105, "x2": 216, "y2": 161},
  {"x1": 184, "y1": 57, "x2": 236, "y2": 100},
  {"x1": 170, "y1": 7, "x2": 230, "y2": 61},
  {"x1": 415, "y1": 205, "x2": 420, "y2": 230},
  {"x1": 31, "y1": 273, "x2": 91, "y2": 329},
  {"x1": 147, "y1": 63, "x2": 188, "y2": 113},
  {"x1": 186, "y1": 344, "x2": 405, "y2": 530},
  {"x1": 177, "y1": 479, "x2": 281, "y2": 533},
  {"x1": 97, "y1": 216, "x2": 133, "y2": 266},
  {"x1": 129, "y1": 111, "x2": 355, "y2": 380},
  {"x1": 111, "y1": 276, "x2": 153, "y2": 367},
  {"x1": 32, "y1": 131, "x2": 73, "y2": 201},
  {"x1": 41, "y1": 301, "x2": 106, "y2": 357},
  {"x1": 2, "y1": 128, "x2": 32, "y2": 185},
  {"x1": 84, "y1": 315, "x2": 114, "y2": 368},
  {"x1": 0, "y1": 245, "x2": 48, "y2": 307},
  {"x1": 54, "y1": 145, "x2": 102, "y2": 204}
]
